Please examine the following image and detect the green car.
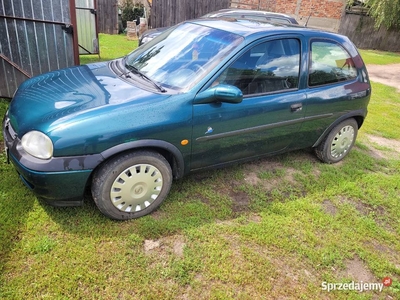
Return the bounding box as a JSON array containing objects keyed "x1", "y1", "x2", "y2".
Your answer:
[{"x1": 2, "y1": 18, "x2": 371, "y2": 220}]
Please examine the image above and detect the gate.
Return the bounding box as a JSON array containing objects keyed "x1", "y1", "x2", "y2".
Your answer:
[
  {"x1": 76, "y1": 0, "x2": 99, "y2": 54},
  {"x1": 0, "y1": 0, "x2": 99, "y2": 98}
]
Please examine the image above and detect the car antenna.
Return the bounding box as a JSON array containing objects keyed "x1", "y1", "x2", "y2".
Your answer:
[{"x1": 304, "y1": 6, "x2": 314, "y2": 27}]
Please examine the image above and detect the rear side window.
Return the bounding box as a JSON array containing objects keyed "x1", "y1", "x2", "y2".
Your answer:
[{"x1": 309, "y1": 40, "x2": 357, "y2": 87}]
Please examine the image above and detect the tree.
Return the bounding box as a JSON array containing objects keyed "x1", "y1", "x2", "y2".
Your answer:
[
  {"x1": 367, "y1": 0, "x2": 400, "y2": 28},
  {"x1": 348, "y1": 0, "x2": 400, "y2": 29}
]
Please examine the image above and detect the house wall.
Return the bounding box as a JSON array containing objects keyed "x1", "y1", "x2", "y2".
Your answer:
[{"x1": 230, "y1": 0, "x2": 347, "y2": 32}]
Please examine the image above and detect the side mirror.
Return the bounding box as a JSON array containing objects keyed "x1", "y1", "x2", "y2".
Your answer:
[{"x1": 194, "y1": 84, "x2": 243, "y2": 104}]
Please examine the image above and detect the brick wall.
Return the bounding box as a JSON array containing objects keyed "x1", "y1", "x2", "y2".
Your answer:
[
  {"x1": 296, "y1": 0, "x2": 344, "y2": 19},
  {"x1": 275, "y1": 1, "x2": 297, "y2": 14},
  {"x1": 231, "y1": 0, "x2": 272, "y2": 10},
  {"x1": 230, "y1": 0, "x2": 347, "y2": 31}
]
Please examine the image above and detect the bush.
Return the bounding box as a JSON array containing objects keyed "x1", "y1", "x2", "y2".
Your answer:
[{"x1": 120, "y1": 0, "x2": 145, "y2": 29}]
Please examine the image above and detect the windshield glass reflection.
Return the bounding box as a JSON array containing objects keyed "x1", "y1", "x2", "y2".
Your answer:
[{"x1": 126, "y1": 23, "x2": 243, "y2": 92}]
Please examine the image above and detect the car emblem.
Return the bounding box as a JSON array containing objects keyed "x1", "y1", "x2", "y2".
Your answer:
[{"x1": 205, "y1": 127, "x2": 213, "y2": 134}]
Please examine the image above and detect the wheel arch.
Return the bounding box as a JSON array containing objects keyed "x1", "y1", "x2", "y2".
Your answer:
[
  {"x1": 99, "y1": 140, "x2": 186, "y2": 179},
  {"x1": 312, "y1": 111, "x2": 365, "y2": 148}
]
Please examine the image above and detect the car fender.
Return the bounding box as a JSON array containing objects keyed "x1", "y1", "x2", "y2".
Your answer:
[
  {"x1": 312, "y1": 109, "x2": 366, "y2": 148},
  {"x1": 100, "y1": 139, "x2": 185, "y2": 179}
]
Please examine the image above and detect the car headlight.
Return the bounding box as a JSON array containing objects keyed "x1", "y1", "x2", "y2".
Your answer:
[{"x1": 21, "y1": 131, "x2": 53, "y2": 159}]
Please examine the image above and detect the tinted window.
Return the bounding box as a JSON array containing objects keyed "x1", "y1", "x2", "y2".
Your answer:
[
  {"x1": 309, "y1": 40, "x2": 357, "y2": 87},
  {"x1": 216, "y1": 39, "x2": 300, "y2": 96}
]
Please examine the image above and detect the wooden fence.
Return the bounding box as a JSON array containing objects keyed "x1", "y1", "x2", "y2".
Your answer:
[
  {"x1": 97, "y1": 0, "x2": 119, "y2": 34},
  {"x1": 339, "y1": 13, "x2": 400, "y2": 52},
  {"x1": 150, "y1": 0, "x2": 230, "y2": 28}
]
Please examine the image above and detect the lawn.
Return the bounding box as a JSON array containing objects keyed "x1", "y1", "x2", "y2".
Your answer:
[
  {"x1": 0, "y1": 35, "x2": 399, "y2": 299},
  {"x1": 359, "y1": 49, "x2": 400, "y2": 65},
  {"x1": 79, "y1": 33, "x2": 138, "y2": 65}
]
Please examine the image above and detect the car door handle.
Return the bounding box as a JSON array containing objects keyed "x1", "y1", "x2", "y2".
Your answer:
[{"x1": 291, "y1": 103, "x2": 302, "y2": 112}]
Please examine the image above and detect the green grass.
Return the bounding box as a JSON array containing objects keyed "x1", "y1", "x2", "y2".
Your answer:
[
  {"x1": 362, "y1": 83, "x2": 400, "y2": 139},
  {"x1": 79, "y1": 33, "x2": 138, "y2": 65},
  {"x1": 359, "y1": 49, "x2": 400, "y2": 65},
  {"x1": 1, "y1": 35, "x2": 400, "y2": 299}
]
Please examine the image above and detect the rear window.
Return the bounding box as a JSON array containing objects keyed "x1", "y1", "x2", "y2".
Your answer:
[{"x1": 309, "y1": 40, "x2": 357, "y2": 87}]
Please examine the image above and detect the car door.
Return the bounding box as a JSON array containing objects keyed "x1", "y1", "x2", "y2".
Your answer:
[
  {"x1": 298, "y1": 38, "x2": 367, "y2": 149},
  {"x1": 190, "y1": 38, "x2": 306, "y2": 170}
]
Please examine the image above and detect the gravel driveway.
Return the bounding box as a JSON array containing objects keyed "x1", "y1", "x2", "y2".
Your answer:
[{"x1": 366, "y1": 64, "x2": 400, "y2": 91}]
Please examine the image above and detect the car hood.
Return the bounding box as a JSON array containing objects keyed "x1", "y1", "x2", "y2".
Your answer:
[{"x1": 8, "y1": 61, "x2": 167, "y2": 135}]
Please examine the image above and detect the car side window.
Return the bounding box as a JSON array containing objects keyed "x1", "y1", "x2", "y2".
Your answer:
[
  {"x1": 309, "y1": 40, "x2": 357, "y2": 87},
  {"x1": 215, "y1": 38, "x2": 300, "y2": 96}
]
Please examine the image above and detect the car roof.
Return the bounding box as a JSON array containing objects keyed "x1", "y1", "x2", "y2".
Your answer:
[
  {"x1": 140, "y1": 9, "x2": 298, "y2": 40},
  {"x1": 202, "y1": 8, "x2": 299, "y2": 24},
  {"x1": 204, "y1": 8, "x2": 298, "y2": 24},
  {"x1": 190, "y1": 18, "x2": 307, "y2": 36},
  {"x1": 187, "y1": 18, "x2": 352, "y2": 46}
]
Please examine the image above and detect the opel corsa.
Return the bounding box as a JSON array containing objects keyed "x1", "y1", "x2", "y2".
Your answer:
[{"x1": 2, "y1": 19, "x2": 371, "y2": 220}]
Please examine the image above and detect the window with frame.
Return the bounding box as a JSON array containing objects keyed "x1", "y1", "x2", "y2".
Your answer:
[
  {"x1": 215, "y1": 38, "x2": 300, "y2": 96},
  {"x1": 309, "y1": 40, "x2": 357, "y2": 87}
]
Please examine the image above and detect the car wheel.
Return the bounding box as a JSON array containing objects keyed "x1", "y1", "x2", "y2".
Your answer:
[
  {"x1": 315, "y1": 118, "x2": 358, "y2": 164},
  {"x1": 92, "y1": 151, "x2": 172, "y2": 220}
]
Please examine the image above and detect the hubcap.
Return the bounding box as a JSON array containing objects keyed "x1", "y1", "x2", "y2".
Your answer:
[
  {"x1": 330, "y1": 125, "x2": 355, "y2": 159},
  {"x1": 110, "y1": 164, "x2": 163, "y2": 212}
]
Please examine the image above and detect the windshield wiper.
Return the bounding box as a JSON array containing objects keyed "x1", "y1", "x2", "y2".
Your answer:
[{"x1": 124, "y1": 64, "x2": 166, "y2": 93}]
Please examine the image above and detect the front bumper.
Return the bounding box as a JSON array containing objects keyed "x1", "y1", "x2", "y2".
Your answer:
[{"x1": 2, "y1": 114, "x2": 103, "y2": 206}]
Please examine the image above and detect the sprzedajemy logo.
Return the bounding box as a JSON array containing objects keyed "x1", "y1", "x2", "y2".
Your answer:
[{"x1": 322, "y1": 277, "x2": 393, "y2": 293}]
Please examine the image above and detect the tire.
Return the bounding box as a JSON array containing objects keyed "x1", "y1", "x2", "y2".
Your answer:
[
  {"x1": 91, "y1": 151, "x2": 173, "y2": 220},
  {"x1": 315, "y1": 118, "x2": 358, "y2": 164}
]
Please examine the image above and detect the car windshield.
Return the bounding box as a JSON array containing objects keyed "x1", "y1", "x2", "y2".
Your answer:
[{"x1": 125, "y1": 22, "x2": 243, "y2": 92}]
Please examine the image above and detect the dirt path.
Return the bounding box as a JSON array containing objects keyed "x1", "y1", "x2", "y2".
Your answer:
[{"x1": 366, "y1": 63, "x2": 400, "y2": 92}]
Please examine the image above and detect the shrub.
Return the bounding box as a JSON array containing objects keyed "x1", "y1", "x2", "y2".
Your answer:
[{"x1": 120, "y1": 0, "x2": 145, "y2": 29}]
